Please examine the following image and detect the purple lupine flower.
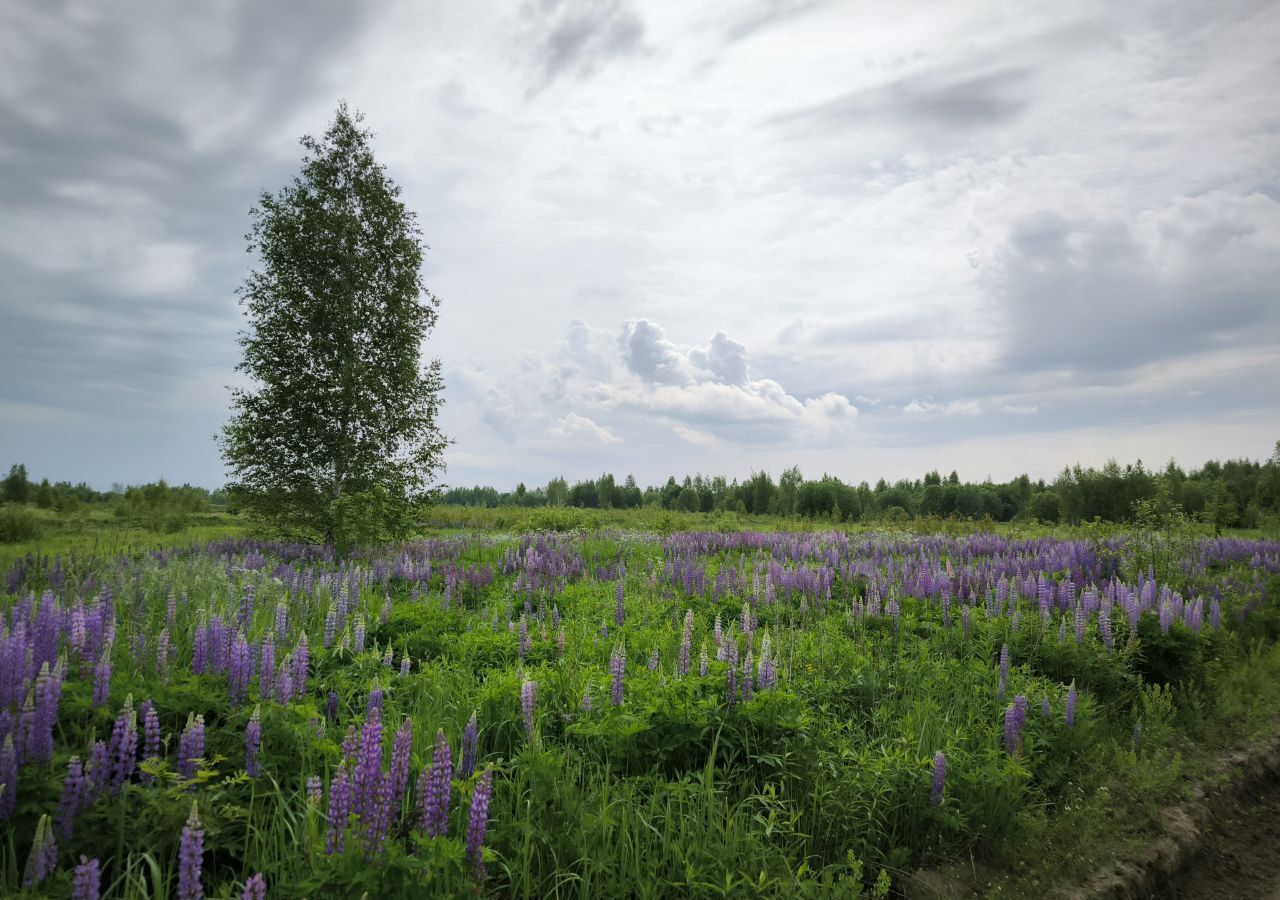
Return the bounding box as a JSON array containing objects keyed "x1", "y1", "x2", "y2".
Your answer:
[
  {"x1": 647, "y1": 648, "x2": 659, "y2": 672},
  {"x1": 1065, "y1": 682, "x2": 1077, "y2": 727},
  {"x1": 23, "y1": 814, "x2": 58, "y2": 888},
  {"x1": 466, "y1": 768, "x2": 494, "y2": 883},
  {"x1": 31, "y1": 659, "x2": 64, "y2": 765},
  {"x1": 291, "y1": 633, "x2": 309, "y2": 697},
  {"x1": 997, "y1": 643, "x2": 1010, "y2": 701},
  {"x1": 609, "y1": 643, "x2": 626, "y2": 706},
  {"x1": 306, "y1": 775, "x2": 322, "y2": 804},
  {"x1": 354, "y1": 617, "x2": 367, "y2": 654},
  {"x1": 389, "y1": 717, "x2": 414, "y2": 815},
  {"x1": 87, "y1": 739, "x2": 110, "y2": 799},
  {"x1": 141, "y1": 701, "x2": 160, "y2": 786},
  {"x1": 725, "y1": 638, "x2": 739, "y2": 706},
  {"x1": 556, "y1": 628, "x2": 566, "y2": 657},
  {"x1": 581, "y1": 688, "x2": 592, "y2": 711},
  {"x1": 258, "y1": 637, "x2": 275, "y2": 701},
  {"x1": 367, "y1": 684, "x2": 383, "y2": 717},
  {"x1": 326, "y1": 762, "x2": 353, "y2": 855},
  {"x1": 92, "y1": 650, "x2": 113, "y2": 707},
  {"x1": 72, "y1": 855, "x2": 101, "y2": 900},
  {"x1": 931, "y1": 751, "x2": 946, "y2": 807},
  {"x1": 245, "y1": 706, "x2": 262, "y2": 777},
  {"x1": 615, "y1": 580, "x2": 625, "y2": 627},
  {"x1": 713, "y1": 615, "x2": 723, "y2": 657},
  {"x1": 178, "y1": 714, "x2": 205, "y2": 782},
  {"x1": 419, "y1": 729, "x2": 452, "y2": 837},
  {"x1": 400, "y1": 653, "x2": 411, "y2": 677},
  {"x1": 178, "y1": 802, "x2": 204, "y2": 900},
  {"x1": 108, "y1": 695, "x2": 138, "y2": 792},
  {"x1": 228, "y1": 633, "x2": 251, "y2": 705},
  {"x1": 459, "y1": 711, "x2": 478, "y2": 779},
  {"x1": 341, "y1": 724, "x2": 359, "y2": 764},
  {"x1": 741, "y1": 647, "x2": 754, "y2": 702},
  {"x1": 521, "y1": 679, "x2": 537, "y2": 742},
  {"x1": 382, "y1": 644, "x2": 394, "y2": 668},
  {"x1": 1209, "y1": 599, "x2": 1221, "y2": 630},
  {"x1": 57, "y1": 755, "x2": 89, "y2": 837},
  {"x1": 700, "y1": 642, "x2": 709, "y2": 677},
  {"x1": 353, "y1": 710, "x2": 384, "y2": 826},
  {"x1": 241, "y1": 873, "x2": 266, "y2": 900},
  {"x1": 156, "y1": 627, "x2": 170, "y2": 677},
  {"x1": 1042, "y1": 697, "x2": 1052, "y2": 718},
  {"x1": 518, "y1": 614, "x2": 531, "y2": 660},
  {"x1": 1004, "y1": 695, "x2": 1028, "y2": 756},
  {"x1": 678, "y1": 610, "x2": 694, "y2": 677}
]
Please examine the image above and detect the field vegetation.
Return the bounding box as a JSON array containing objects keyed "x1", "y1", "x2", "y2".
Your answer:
[{"x1": 1, "y1": 506, "x2": 1278, "y2": 898}]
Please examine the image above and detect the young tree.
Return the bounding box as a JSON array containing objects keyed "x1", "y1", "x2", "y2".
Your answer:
[{"x1": 220, "y1": 104, "x2": 447, "y2": 541}]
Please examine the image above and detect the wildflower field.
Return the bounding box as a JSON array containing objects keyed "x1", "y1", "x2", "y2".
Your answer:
[{"x1": 2, "y1": 527, "x2": 1279, "y2": 898}]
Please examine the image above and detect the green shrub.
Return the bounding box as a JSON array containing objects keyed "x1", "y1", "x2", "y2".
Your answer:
[{"x1": 0, "y1": 503, "x2": 39, "y2": 542}]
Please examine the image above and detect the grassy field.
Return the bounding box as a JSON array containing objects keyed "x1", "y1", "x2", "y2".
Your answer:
[{"x1": 0, "y1": 513, "x2": 1278, "y2": 897}]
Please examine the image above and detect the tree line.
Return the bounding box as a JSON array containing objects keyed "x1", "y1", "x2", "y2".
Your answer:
[{"x1": 440, "y1": 443, "x2": 1280, "y2": 528}]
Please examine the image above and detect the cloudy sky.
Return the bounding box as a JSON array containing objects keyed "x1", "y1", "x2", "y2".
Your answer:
[{"x1": 2, "y1": 0, "x2": 1278, "y2": 492}]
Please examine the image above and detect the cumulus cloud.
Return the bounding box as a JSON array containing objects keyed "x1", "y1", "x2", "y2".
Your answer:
[{"x1": 472, "y1": 318, "x2": 859, "y2": 449}]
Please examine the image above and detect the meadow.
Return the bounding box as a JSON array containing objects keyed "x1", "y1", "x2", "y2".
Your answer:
[{"x1": 1, "y1": 519, "x2": 1279, "y2": 898}]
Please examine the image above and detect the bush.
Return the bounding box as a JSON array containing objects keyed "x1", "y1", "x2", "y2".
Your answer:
[{"x1": 0, "y1": 504, "x2": 39, "y2": 542}]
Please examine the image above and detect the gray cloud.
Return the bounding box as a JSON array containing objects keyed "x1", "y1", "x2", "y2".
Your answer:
[
  {"x1": 990, "y1": 191, "x2": 1280, "y2": 375},
  {"x1": 520, "y1": 0, "x2": 645, "y2": 92}
]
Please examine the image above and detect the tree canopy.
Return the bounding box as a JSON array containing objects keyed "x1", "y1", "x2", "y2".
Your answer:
[{"x1": 220, "y1": 103, "x2": 447, "y2": 542}]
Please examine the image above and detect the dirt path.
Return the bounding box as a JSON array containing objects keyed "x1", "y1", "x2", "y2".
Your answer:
[{"x1": 1159, "y1": 770, "x2": 1280, "y2": 900}]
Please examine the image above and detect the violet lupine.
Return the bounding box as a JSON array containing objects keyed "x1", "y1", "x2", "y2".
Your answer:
[
  {"x1": 609, "y1": 644, "x2": 626, "y2": 706},
  {"x1": 1004, "y1": 695, "x2": 1028, "y2": 756},
  {"x1": 341, "y1": 724, "x2": 359, "y2": 764},
  {"x1": 700, "y1": 643, "x2": 709, "y2": 677},
  {"x1": 1065, "y1": 682, "x2": 1078, "y2": 727},
  {"x1": 741, "y1": 648, "x2": 754, "y2": 703},
  {"x1": 87, "y1": 739, "x2": 110, "y2": 799},
  {"x1": 57, "y1": 755, "x2": 89, "y2": 838},
  {"x1": 92, "y1": 650, "x2": 112, "y2": 707},
  {"x1": 72, "y1": 855, "x2": 101, "y2": 900},
  {"x1": 156, "y1": 628, "x2": 170, "y2": 677},
  {"x1": 581, "y1": 689, "x2": 592, "y2": 712},
  {"x1": 1042, "y1": 697, "x2": 1052, "y2": 718},
  {"x1": 678, "y1": 610, "x2": 694, "y2": 677},
  {"x1": 141, "y1": 701, "x2": 161, "y2": 786},
  {"x1": 419, "y1": 729, "x2": 452, "y2": 837},
  {"x1": 931, "y1": 751, "x2": 947, "y2": 807},
  {"x1": 521, "y1": 678, "x2": 537, "y2": 742},
  {"x1": 367, "y1": 684, "x2": 384, "y2": 717},
  {"x1": 725, "y1": 638, "x2": 739, "y2": 706},
  {"x1": 228, "y1": 633, "x2": 251, "y2": 705},
  {"x1": 245, "y1": 706, "x2": 262, "y2": 777},
  {"x1": 23, "y1": 814, "x2": 58, "y2": 888},
  {"x1": 997, "y1": 644, "x2": 1010, "y2": 701},
  {"x1": 400, "y1": 654, "x2": 411, "y2": 677},
  {"x1": 178, "y1": 802, "x2": 204, "y2": 900},
  {"x1": 326, "y1": 762, "x2": 353, "y2": 855},
  {"x1": 382, "y1": 644, "x2": 394, "y2": 668},
  {"x1": 615, "y1": 580, "x2": 625, "y2": 627},
  {"x1": 327, "y1": 690, "x2": 340, "y2": 722},
  {"x1": 354, "y1": 617, "x2": 367, "y2": 654},
  {"x1": 291, "y1": 633, "x2": 309, "y2": 697},
  {"x1": 108, "y1": 695, "x2": 138, "y2": 792},
  {"x1": 458, "y1": 711, "x2": 478, "y2": 779},
  {"x1": 242, "y1": 873, "x2": 266, "y2": 900},
  {"x1": 647, "y1": 648, "x2": 659, "y2": 672},
  {"x1": 178, "y1": 714, "x2": 205, "y2": 782},
  {"x1": 258, "y1": 637, "x2": 275, "y2": 701},
  {"x1": 466, "y1": 768, "x2": 494, "y2": 883},
  {"x1": 353, "y1": 710, "x2": 384, "y2": 826},
  {"x1": 389, "y1": 717, "x2": 414, "y2": 813},
  {"x1": 31, "y1": 658, "x2": 64, "y2": 765},
  {"x1": 757, "y1": 634, "x2": 777, "y2": 691}
]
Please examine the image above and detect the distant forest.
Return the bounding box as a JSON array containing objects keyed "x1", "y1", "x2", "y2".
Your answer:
[{"x1": 441, "y1": 444, "x2": 1280, "y2": 528}]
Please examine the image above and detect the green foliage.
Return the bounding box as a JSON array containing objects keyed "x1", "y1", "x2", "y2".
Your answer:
[
  {"x1": 330, "y1": 485, "x2": 414, "y2": 555},
  {"x1": 220, "y1": 103, "x2": 447, "y2": 542},
  {"x1": 0, "y1": 504, "x2": 39, "y2": 543}
]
